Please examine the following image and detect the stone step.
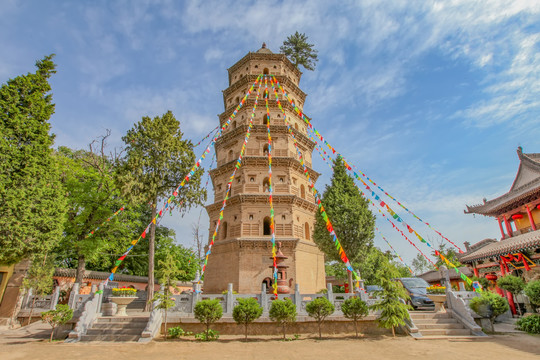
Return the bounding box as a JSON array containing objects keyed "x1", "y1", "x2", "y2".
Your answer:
[
  {"x1": 420, "y1": 329, "x2": 471, "y2": 336},
  {"x1": 80, "y1": 334, "x2": 141, "y2": 342},
  {"x1": 92, "y1": 323, "x2": 147, "y2": 330},
  {"x1": 413, "y1": 318, "x2": 458, "y2": 325},
  {"x1": 409, "y1": 312, "x2": 450, "y2": 319},
  {"x1": 96, "y1": 317, "x2": 149, "y2": 324},
  {"x1": 86, "y1": 328, "x2": 143, "y2": 336},
  {"x1": 416, "y1": 335, "x2": 485, "y2": 340},
  {"x1": 416, "y1": 323, "x2": 464, "y2": 330}
]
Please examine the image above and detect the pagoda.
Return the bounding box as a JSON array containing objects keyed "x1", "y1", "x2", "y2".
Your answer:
[
  {"x1": 203, "y1": 44, "x2": 326, "y2": 294},
  {"x1": 461, "y1": 147, "x2": 540, "y2": 312}
]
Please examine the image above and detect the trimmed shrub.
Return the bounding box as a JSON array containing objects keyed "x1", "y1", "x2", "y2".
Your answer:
[
  {"x1": 524, "y1": 280, "x2": 540, "y2": 308},
  {"x1": 469, "y1": 291, "x2": 509, "y2": 332},
  {"x1": 306, "y1": 297, "x2": 335, "y2": 339},
  {"x1": 232, "y1": 298, "x2": 263, "y2": 340},
  {"x1": 269, "y1": 298, "x2": 297, "y2": 340},
  {"x1": 341, "y1": 297, "x2": 369, "y2": 338},
  {"x1": 194, "y1": 299, "x2": 223, "y2": 341},
  {"x1": 516, "y1": 314, "x2": 540, "y2": 334}
]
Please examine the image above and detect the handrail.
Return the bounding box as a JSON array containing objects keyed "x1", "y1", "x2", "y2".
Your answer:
[
  {"x1": 65, "y1": 284, "x2": 103, "y2": 342},
  {"x1": 139, "y1": 293, "x2": 163, "y2": 342}
]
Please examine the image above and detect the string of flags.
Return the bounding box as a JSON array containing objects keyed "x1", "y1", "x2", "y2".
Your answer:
[
  {"x1": 271, "y1": 75, "x2": 463, "y2": 255},
  {"x1": 269, "y1": 77, "x2": 361, "y2": 289},
  {"x1": 85, "y1": 206, "x2": 125, "y2": 239},
  {"x1": 264, "y1": 76, "x2": 279, "y2": 296},
  {"x1": 199, "y1": 77, "x2": 263, "y2": 284},
  {"x1": 194, "y1": 126, "x2": 219, "y2": 148},
  {"x1": 376, "y1": 227, "x2": 414, "y2": 275},
  {"x1": 436, "y1": 250, "x2": 483, "y2": 292},
  {"x1": 105, "y1": 75, "x2": 262, "y2": 283}
]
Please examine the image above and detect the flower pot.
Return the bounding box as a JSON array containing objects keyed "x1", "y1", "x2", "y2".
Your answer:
[
  {"x1": 426, "y1": 294, "x2": 447, "y2": 312},
  {"x1": 110, "y1": 296, "x2": 137, "y2": 316}
]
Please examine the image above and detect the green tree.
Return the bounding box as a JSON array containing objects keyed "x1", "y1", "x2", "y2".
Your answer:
[
  {"x1": 194, "y1": 299, "x2": 223, "y2": 340},
  {"x1": 269, "y1": 298, "x2": 297, "y2": 340},
  {"x1": 433, "y1": 243, "x2": 462, "y2": 268},
  {"x1": 306, "y1": 297, "x2": 335, "y2": 339},
  {"x1": 524, "y1": 280, "x2": 540, "y2": 309},
  {"x1": 280, "y1": 32, "x2": 319, "y2": 71},
  {"x1": 411, "y1": 253, "x2": 432, "y2": 275},
  {"x1": 369, "y1": 275, "x2": 411, "y2": 337},
  {"x1": 469, "y1": 292, "x2": 509, "y2": 332},
  {"x1": 41, "y1": 304, "x2": 73, "y2": 342},
  {"x1": 117, "y1": 111, "x2": 206, "y2": 309},
  {"x1": 22, "y1": 254, "x2": 55, "y2": 325},
  {"x1": 0, "y1": 54, "x2": 66, "y2": 264},
  {"x1": 341, "y1": 297, "x2": 369, "y2": 338},
  {"x1": 232, "y1": 298, "x2": 263, "y2": 341},
  {"x1": 55, "y1": 138, "x2": 133, "y2": 285},
  {"x1": 152, "y1": 252, "x2": 184, "y2": 339},
  {"x1": 314, "y1": 157, "x2": 375, "y2": 292},
  {"x1": 497, "y1": 275, "x2": 526, "y2": 316}
]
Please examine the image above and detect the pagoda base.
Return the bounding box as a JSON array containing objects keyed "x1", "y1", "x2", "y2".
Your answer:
[{"x1": 203, "y1": 238, "x2": 325, "y2": 294}]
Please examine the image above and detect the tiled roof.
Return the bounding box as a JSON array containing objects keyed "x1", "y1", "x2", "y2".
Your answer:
[
  {"x1": 419, "y1": 267, "x2": 473, "y2": 283},
  {"x1": 465, "y1": 148, "x2": 540, "y2": 216},
  {"x1": 53, "y1": 268, "x2": 193, "y2": 286},
  {"x1": 459, "y1": 229, "x2": 540, "y2": 262}
]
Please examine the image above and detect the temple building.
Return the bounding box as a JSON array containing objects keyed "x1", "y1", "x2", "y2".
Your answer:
[
  {"x1": 461, "y1": 147, "x2": 540, "y2": 312},
  {"x1": 202, "y1": 44, "x2": 326, "y2": 294}
]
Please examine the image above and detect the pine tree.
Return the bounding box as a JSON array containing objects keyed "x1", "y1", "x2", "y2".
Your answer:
[
  {"x1": 0, "y1": 55, "x2": 66, "y2": 264},
  {"x1": 116, "y1": 111, "x2": 206, "y2": 310},
  {"x1": 22, "y1": 254, "x2": 55, "y2": 325},
  {"x1": 313, "y1": 157, "x2": 375, "y2": 291},
  {"x1": 280, "y1": 32, "x2": 319, "y2": 71}
]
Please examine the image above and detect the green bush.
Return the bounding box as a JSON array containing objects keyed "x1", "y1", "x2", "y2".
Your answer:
[
  {"x1": 167, "y1": 326, "x2": 193, "y2": 338},
  {"x1": 232, "y1": 298, "x2": 263, "y2": 341},
  {"x1": 41, "y1": 304, "x2": 73, "y2": 342},
  {"x1": 516, "y1": 314, "x2": 540, "y2": 334},
  {"x1": 194, "y1": 299, "x2": 223, "y2": 340},
  {"x1": 195, "y1": 329, "x2": 219, "y2": 341},
  {"x1": 269, "y1": 298, "x2": 297, "y2": 340},
  {"x1": 306, "y1": 297, "x2": 335, "y2": 339},
  {"x1": 466, "y1": 276, "x2": 490, "y2": 291},
  {"x1": 341, "y1": 297, "x2": 368, "y2": 338},
  {"x1": 524, "y1": 280, "x2": 540, "y2": 307},
  {"x1": 469, "y1": 292, "x2": 509, "y2": 332}
]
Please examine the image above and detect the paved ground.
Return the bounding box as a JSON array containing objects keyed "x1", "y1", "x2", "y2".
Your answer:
[{"x1": 1, "y1": 322, "x2": 539, "y2": 360}]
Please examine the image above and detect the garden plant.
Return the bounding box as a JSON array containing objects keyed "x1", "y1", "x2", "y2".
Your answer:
[
  {"x1": 194, "y1": 299, "x2": 223, "y2": 341},
  {"x1": 41, "y1": 304, "x2": 73, "y2": 342},
  {"x1": 232, "y1": 297, "x2": 263, "y2": 341},
  {"x1": 306, "y1": 297, "x2": 335, "y2": 339},
  {"x1": 341, "y1": 297, "x2": 369, "y2": 338},
  {"x1": 469, "y1": 291, "x2": 509, "y2": 332},
  {"x1": 524, "y1": 280, "x2": 540, "y2": 310},
  {"x1": 497, "y1": 275, "x2": 525, "y2": 316},
  {"x1": 269, "y1": 298, "x2": 297, "y2": 340}
]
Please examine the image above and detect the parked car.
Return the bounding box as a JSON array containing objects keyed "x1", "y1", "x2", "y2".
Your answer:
[
  {"x1": 365, "y1": 285, "x2": 383, "y2": 299},
  {"x1": 396, "y1": 277, "x2": 435, "y2": 310}
]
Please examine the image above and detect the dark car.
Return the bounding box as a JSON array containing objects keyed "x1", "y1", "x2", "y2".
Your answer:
[{"x1": 396, "y1": 277, "x2": 435, "y2": 310}]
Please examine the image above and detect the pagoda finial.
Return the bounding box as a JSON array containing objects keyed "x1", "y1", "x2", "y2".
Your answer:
[{"x1": 262, "y1": 42, "x2": 267, "y2": 49}]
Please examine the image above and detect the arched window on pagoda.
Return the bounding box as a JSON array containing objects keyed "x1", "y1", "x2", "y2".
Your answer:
[
  {"x1": 263, "y1": 68, "x2": 269, "y2": 75},
  {"x1": 300, "y1": 184, "x2": 306, "y2": 199},
  {"x1": 228, "y1": 149, "x2": 233, "y2": 161},
  {"x1": 263, "y1": 217, "x2": 271, "y2": 235},
  {"x1": 222, "y1": 222, "x2": 228, "y2": 240},
  {"x1": 304, "y1": 222, "x2": 310, "y2": 239},
  {"x1": 263, "y1": 114, "x2": 269, "y2": 125},
  {"x1": 263, "y1": 177, "x2": 270, "y2": 192},
  {"x1": 232, "y1": 120, "x2": 237, "y2": 129},
  {"x1": 263, "y1": 144, "x2": 269, "y2": 156},
  {"x1": 294, "y1": 123, "x2": 299, "y2": 130}
]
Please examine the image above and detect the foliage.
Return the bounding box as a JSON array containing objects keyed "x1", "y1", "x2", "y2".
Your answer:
[
  {"x1": 280, "y1": 31, "x2": 318, "y2": 71},
  {"x1": 411, "y1": 253, "x2": 433, "y2": 275},
  {"x1": 524, "y1": 280, "x2": 540, "y2": 307},
  {"x1": 341, "y1": 297, "x2": 369, "y2": 338},
  {"x1": 314, "y1": 158, "x2": 375, "y2": 290},
  {"x1": 516, "y1": 314, "x2": 540, "y2": 334},
  {"x1": 0, "y1": 54, "x2": 66, "y2": 264},
  {"x1": 426, "y1": 285, "x2": 446, "y2": 294},
  {"x1": 168, "y1": 326, "x2": 193, "y2": 338},
  {"x1": 195, "y1": 329, "x2": 219, "y2": 341},
  {"x1": 306, "y1": 297, "x2": 335, "y2": 339},
  {"x1": 22, "y1": 254, "x2": 55, "y2": 325},
  {"x1": 471, "y1": 276, "x2": 490, "y2": 291},
  {"x1": 497, "y1": 275, "x2": 525, "y2": 295},
  {"x1": 112, "y1": 287, "x2": 137, "y2": 297},
  {"x1": 194, "y1": 299, "x2": 223, "y2": 340},
  {"x1": 222, "y1": 289, "x2": 239, "y2": 295},
  {"x1": 369, "y1": 277, "x2": 411, "y2": 337},
  {"x1": 232, "y1": 298, "x2": 263, "y2": 340},
  {"x1": 269, "y1": 298, "x2": 297, "y2": 340},
  {"x1": 356, "y1": 248, "x2": 403, "y2": 287},
  {"x1": 117, "y1": 110, "x2": 206, "y2": 309},
  {"x1": 41, "y1": 304, "x2": 73, "y2": 342},
  {"x1": 469, "y1": 291, "x2": 509, "y2": 332}
]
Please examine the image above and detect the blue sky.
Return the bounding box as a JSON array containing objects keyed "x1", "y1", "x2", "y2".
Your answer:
[{"x1": 1, "y1": 0, "x2": 539, "y2": 269}]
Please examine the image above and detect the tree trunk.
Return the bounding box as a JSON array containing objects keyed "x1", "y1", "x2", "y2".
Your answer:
[
  {"x1": 354, "y1": 319, "x2": 358, "y2": 338},
  {"x1": 75, "y1": 254, "x2": 86, "y2": 287},
  {"x1": 282, "y1": 324, "x2": 286, "y2": 340},
  {"x1": 513, "y1": 293, "x2": 522, "y2": 317},
  {"x1": 245, "y1": 323, "x2": 248, "y2": 341},
  {"x1": 145, "y1": 199, "x2": 158, "y2": 312},
  {"x1": 164, "y1": 309, "x2": 168, "y2": 340},
  {"x1": 50, "y1": 326, "x2": 55, "y2": 342},
  {"x1": 318, "y1": 320, "x2": 322, "y2": 339},
  {"x1": 348, "y1": 270, "x2": 354, "y2": 294},
  {"x1": 27, "y1": 296, "x2": 36, "y2": 326},
  {"x1": 391, "y1": 325, "x2": 395, "y2": 337}
]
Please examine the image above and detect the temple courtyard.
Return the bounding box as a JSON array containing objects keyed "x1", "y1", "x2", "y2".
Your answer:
[{"x1": 1, "y1": 323, "x2": 539, "y2": 360}]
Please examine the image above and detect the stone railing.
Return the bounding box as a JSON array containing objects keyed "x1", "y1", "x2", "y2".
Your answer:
[
  {"x1": 66, "y1": 284, "x2": 104, "y2": 343},
  {"x1": 20, "y1": 287, "x2": 60, "y2": 312},
  {"x1": 168, "y1": 283, "x2": 378, "y2": 316},
  {"x1": 139, "y1": 289, "x2": 163, "y2": 343}
]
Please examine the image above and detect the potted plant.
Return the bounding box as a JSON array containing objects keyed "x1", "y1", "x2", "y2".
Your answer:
[
  {"x1": 110, "y1": 287, "x2": 138, "y2": 316},
  {"x1": 426, "y1": 285, "x2": 446, "y2": 312}
]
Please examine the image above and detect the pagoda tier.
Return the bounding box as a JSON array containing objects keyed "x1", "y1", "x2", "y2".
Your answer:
[{"x1": 203, "y1": 44, "x2": 326, "y2": 294}]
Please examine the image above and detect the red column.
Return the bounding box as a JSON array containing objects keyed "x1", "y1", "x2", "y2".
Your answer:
[
  {"x1": 503, "y1": 215, "x2": 513, "y2": 237},
  {"x1": 473, "y1": 267, "x2": 479, "y2": 277},
  {"x1": 497, "y1": 217, "x2": 506, "y2": 239},
  {"x1": 526, "y1": 205, "x2": 536, "y2": 231},
  {"x1": 506, "y1": 290, "x2": 517, "y2": 316}
]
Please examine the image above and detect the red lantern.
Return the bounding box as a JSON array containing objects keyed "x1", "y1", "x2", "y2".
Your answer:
[
  {"x1": 537, "y1": 204, "x2": 540, "y2": 210},
  {"x1": 512, "y1": 214, "x2": 523, "y2": 220},
  {"x1": 485, "y1": 274, "x2": 498, "y2": 281}
]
